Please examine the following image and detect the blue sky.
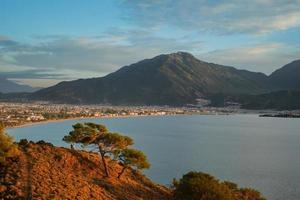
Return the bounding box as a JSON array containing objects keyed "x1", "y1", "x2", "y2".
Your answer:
[{"x1": 0, "y1": 0, "x2": 300, "y2": 87}]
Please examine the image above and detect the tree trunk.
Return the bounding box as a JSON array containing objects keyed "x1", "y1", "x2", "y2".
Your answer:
[
  {"x1": 98, "y1": 146, "x2": 109, "y2": 177},
  {"x1": 118, "y1": 166, "x2": 126, "y2": 179}
]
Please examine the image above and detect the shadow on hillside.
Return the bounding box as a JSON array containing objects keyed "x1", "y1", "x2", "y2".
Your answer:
[
  {"x1": 23, "y1": 148, "x2": 33, "y2": 200},
  {"x1": 0, "y1": 157, "x2": 22, "y2": 199},
  {"x1": 110, "y1": 181, "x2": 169, "y2": 200},
  {"x1": 92, "y1": 178, "x2": 112, "y2": 190},
  {"x1": 68, "y1": 149, "x2": 99, "y2": 168},
  {"x1": 92, "y1": 170, "x2": 171, "y2": 200}
]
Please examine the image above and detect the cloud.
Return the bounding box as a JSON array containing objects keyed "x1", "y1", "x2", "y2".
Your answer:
[
  {"x1": 0, "y1": 36, "x2": 8, "y2": 40},
  {"x1": 0, "y1": 31, "x2": 202, "y2": 86},
  {"x1": 1, "y1": 1, "x2": 299, "y2": 88},
  {"x1": 0, "y1": 69, "x2": 66, "y2": 79},
  {"x1": 0, "y1": 38, "x2": 20, "y2": 48},
  {"x1": 199, "y1": 43, "x2": 300, "y2": 74},
  {"x1": 1, "y1": 30, "x2": 299, "y2": 88},
  {"x1": 119, "y1": 0, "x2": 300, "y2": 34}
]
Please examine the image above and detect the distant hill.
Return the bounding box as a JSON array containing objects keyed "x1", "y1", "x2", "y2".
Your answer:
[
  {"x1": 0, "y1": 92, "x2": 30, "y2": 102},
  {"x1": 269, "y1": 60, "x2": 300, "y2": 90},
  {"x1": 0, "y1": 78, "x2": 41, "y2": 93},
  {"x1": 210, "y1": 90, "x2": 300, "y2": 110},
  {"x1": 241, "y1": 90, "x2": 300, "y2": 110},
  {"x1": 31, "y1": 52, "x2": 271, "y2": 105}
]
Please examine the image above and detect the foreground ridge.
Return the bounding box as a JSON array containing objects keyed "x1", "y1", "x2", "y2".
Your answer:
[{"x1": 0, "y1": 141, "x2": 171, "y2": 200}]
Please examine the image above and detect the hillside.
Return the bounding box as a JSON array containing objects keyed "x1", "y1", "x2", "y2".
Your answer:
[
  {"x1": 209, "y1": 90, "x2": 300, "y2": 110},
  {"x1": 269, "y1": 60, "x2": 300, "y2": 90},
  {"x1": 31, "y1": 52, "x2": 270, "y2": 105},
  {"x1": 0, "y1": 78, "x2": 40, "y2": 93},
  {"x1": 0, "y1": 131, "x2": 267, "y2": 200},
  {"x1": 240, "y1": 90, "x2": 300, "y2": 110},
  {"x1": 0, "y1": 141, "x2": 171, "y2": 200}
]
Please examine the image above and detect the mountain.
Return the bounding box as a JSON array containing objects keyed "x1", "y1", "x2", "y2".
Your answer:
[
  {"x1": 0, "y1": 78, "x2": 41, "y2": 93},
  {"x1": 269, "y1": 60, "x2": 300, "y2": 90},
  {"x1": 31, "y1": 52, "x2": 270, "y2": 105},
  {"x1": 241, "y1": 90, "x2": 300, "y2": 110},
  {"x1": 0, "y1": 92, "x2": 30, "y2": 102},
  {"x1": 210, "y1": 90, "x2": 300, "y2": 110}
]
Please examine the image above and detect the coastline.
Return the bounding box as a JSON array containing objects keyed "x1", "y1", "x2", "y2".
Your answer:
[
  {"x1": 6, "y1": 108, "x2": 298, "y2": 130},
  {"x1": 7, "y1": 114, "x2": 180, "y2": 129},
  {"x1": 7, "y1": 112, "x2": 253, "y2": 130}
]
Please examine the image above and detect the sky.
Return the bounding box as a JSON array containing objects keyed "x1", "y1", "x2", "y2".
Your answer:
[{"x1": 0, "y1": 0, "x2": 300, "y2": 87}]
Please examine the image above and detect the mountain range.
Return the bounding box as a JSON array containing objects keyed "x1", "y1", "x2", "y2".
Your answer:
[
  {"x1": 31, "y1": 52, "x2": 299, "y2": 106},
  {"x1": 0, "y1": 78, "x2": 41, "y2": 93},
  {"x1": 2, "y1": 52, "x2": 299, "y2": 107}
]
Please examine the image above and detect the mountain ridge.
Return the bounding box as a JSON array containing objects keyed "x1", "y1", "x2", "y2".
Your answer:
[
  {"x1": 31, "y1": 52, "x2": 281, "y2": 105},
  {"x1": 0, "y1": 141, "x2": 171, "y2": 199},
  {"x1": 269, "y1": 59, "x2": 300, "y2": 90},
  {"x1": 0, "y1": 78, "x2": 41, "y2": 93}
]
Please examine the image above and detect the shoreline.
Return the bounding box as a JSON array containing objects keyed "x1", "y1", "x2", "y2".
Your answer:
[
  {"x1": 7, "y1": 114, "x2": 181, "y2": 129},
  {"x1": 7, "y1": 112, "x2": 238, "y2": 129},
  {"x1": 7, "y1": 112, "x2": 257, "y2": 130}
]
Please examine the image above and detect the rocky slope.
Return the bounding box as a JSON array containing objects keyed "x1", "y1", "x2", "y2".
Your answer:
[{"x1": 0, "y1": 141, "x2": 171, "y2": 200}]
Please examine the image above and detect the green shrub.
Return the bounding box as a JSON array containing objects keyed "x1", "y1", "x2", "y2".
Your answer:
[
  {"x1": 19, "y1": 139, "x2": 29, "y2": 147},
  {"x1": 173, "y1": 171, "x2": 266, "y2": 200}
]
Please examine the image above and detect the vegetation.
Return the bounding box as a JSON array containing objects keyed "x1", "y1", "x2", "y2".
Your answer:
[
  {"x1": 115, "y1": 148, "x2": 150, "y2": 179},
  {"x1": 0, "y1": 122, "x2": 19, "y2": 163},
  {"x1": 173, "y1": 171, "x2": 266, "y2": 200},
  {"x1": 63, "y1": 123, "x2": 149, "y2": 178}
]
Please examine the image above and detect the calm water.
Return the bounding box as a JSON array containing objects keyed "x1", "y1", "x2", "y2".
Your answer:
[{"x1": 8, "y1": 114, "x2": 300, "y2": 200}]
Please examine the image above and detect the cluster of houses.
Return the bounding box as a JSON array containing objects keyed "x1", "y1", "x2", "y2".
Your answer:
[{"x1": 0, "y1": 102, "x2": 186, "y2": 127}]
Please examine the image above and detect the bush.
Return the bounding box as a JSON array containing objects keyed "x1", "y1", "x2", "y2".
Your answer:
[
  {"x1": 36, "y1": 140, "x2": 53, "y2": 146},
  {"x1": 173, "y1": 171, "x2": 266, "y2": 200},
  {"x1": 19, "y1": 139, "x2": 29, "y2": 146},
  {"x1": 0, "y1": 123, "x2": 19, "y2": 163}
]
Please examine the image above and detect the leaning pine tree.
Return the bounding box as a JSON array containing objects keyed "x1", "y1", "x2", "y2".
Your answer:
[
  {"x1": 63, "y1": 123, "x2": 133, "y2": 177},
  {"x1": 115, "y1": 148, "x2": 150, "y2": 179}
]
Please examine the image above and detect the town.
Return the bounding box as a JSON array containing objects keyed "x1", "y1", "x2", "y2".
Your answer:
[{"x1": 0, "y1": 102, "x2": 238, "y2": 128}]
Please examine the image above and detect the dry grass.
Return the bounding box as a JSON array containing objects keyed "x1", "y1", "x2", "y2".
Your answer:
[{"x1": 0, "y1": 142, "x2": 171, "y2": 200}]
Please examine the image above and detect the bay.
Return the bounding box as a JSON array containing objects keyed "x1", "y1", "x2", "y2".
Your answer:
[{"x1": 8, "y1": 114, "x2": 300, "y2": 200}]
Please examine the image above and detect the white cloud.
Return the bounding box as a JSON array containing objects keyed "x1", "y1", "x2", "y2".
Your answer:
[
  {"x1": 1, "y1": 31, "x2": 299, "y2": 87},
  {"x1": 120, "y1": 0, "x2": 300, "y2": 34},
  {"x1": 0, "y1": 31, "x2": 202, "y2": 86},
  {"x1": 199, "y1": 43, "x2": 300, "y2": 74},
  {"x1": 270, "y1": 12, "x2": 300, "y2": 30}
]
